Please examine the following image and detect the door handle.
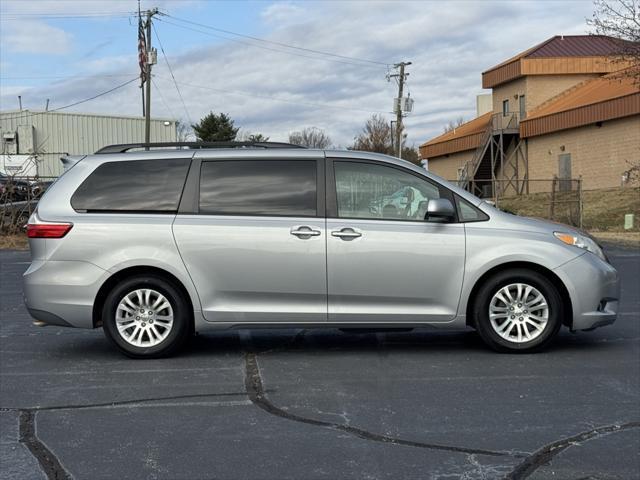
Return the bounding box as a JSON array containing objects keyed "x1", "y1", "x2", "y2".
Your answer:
[
  {"x1": 331, "y1": 228, "x2": 362, "y2": 239},
  {"x1": 290, "y1": 226, "x2": 321, "y2": 238}
]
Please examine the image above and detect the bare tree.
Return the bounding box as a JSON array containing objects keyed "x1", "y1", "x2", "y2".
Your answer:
[
  {"x1": 288, "y1": 127, "x2": 331, "y2": 148},
  {"x1": 352, "y1": 114, "x2": 393, "y2": 154},
  {"x1": 443, "y1": 116, "x2": 466, "y2": 134},
  {"x1": 351, "y1": 114, "x2": 420, "y2": 163},
  {"x1": 622, "y1": 156, "x2": 640, "y2": 185},
  {"x1": 587, "y1": 0, "x2": 640, "y2": 83},
  {"x1": 236, "y1": 130, "x2": 270, "y2": 142}
]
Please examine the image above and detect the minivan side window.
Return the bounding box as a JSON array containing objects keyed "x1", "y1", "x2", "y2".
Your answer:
[
  {"x1": 334, "y1": 161, "x2": 442, "y2": 221},
  {"x1": 199, "y1": 160, "x2": 317, "y2": 216},
  {"x1": 71, "y1": 159, "x2": 191, "y2": 213}
]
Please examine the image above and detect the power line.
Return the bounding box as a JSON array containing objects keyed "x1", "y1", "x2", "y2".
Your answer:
[
  {"x1": 152, "y1": 23, "x2": 193, "y2": 125},
  {"x1": 153, "y1": 74, "x2": 389, "y2": 115},
  {"x1": 1, "y1": 74, "x2": 138, "y2": 80},
  {"x1": 0, "y1": 77, "x2": 139, "y2": 121},
  {"x1": 151, "y1": 77, "x2": 176, "y2": 120},
  {"x1": 155, "y1": 17, "x2": 387, "y2": 70},
  {"x1": 0, "y1": 12, "x2": 137, "y2": 20},
  {"x1": 161, "y1": 13, "x2": 390, "y2": 67}
]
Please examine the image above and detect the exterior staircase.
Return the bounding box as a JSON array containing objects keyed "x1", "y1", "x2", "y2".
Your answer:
[
  {"x1": 457, "y1": 112, "x2": 521, "y2": 195},
  {"x1": 458, "y1": 123, "x2": 492, "y2": 191}
]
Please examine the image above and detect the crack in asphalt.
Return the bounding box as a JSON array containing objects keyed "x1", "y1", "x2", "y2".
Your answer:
[
  {"x1": 1, "y1": 390, "x2": 250, "y2": 412},
  {"x1": 243, "y1": 351, "x2": 520, "y2": 459},
  {"x1": 7, "y1": 390, "x2": 252, "y2": 480},
  {"x1": 503, "y1": 421, "x2": 640, "y2": 480},
  {"x1": 6, "y1": 326, "x2": 638, "y2": 480},
  {"x1": 19, "y1": 410, "x2": 72, "y2": 480}
]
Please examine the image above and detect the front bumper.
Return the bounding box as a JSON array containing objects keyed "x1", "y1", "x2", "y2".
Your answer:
[
  {"x1": 23, "y1": 260, "x2": 109, "y2": 329},
  {"x1": 554, "y1": 252, "x2": 620, "y2": 331}
]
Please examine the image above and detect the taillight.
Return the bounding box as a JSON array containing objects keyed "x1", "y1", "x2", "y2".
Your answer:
[{"x1": 27, "y1": 223, "x2": 73, "y2": 238}]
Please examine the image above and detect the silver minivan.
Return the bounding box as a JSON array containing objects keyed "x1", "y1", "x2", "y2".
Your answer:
[{"x1": 23, "y1": 142, "x2": 620, "y2": 358}]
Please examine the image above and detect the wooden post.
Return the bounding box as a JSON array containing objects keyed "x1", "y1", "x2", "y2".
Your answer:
[{"x1": 550, "y1": 176, "x2": 557, "y2": 221}]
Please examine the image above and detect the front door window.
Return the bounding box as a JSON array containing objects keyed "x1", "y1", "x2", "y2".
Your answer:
[{"x1": 334, "y1": 161, "x2": 442, "y2": 221}]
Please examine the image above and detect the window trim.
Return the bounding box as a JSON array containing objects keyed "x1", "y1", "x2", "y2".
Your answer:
[
  {"x1": 187, "y1": 157, "x2": 325, "y2": 218},
  {"x1": 325, "y1": 157, "x2": 458, "y2": 224},
  {"x1": 71, "y1": 158, "x2": 192, "y2": 214},
  {"x1": 502, "y1": 99, "x2": 509, "y2": 116}
]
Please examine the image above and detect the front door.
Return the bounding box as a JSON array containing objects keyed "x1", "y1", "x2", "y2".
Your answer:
[
  {"x1": 326, "y1": 159, "x2": 465, "y2": 323},
  {"x1": 173, "y1": 155, "x2": 327, "y2": 323},
  {"x1": 558, "y1": 153, "x2": 572, "y2": 192}
]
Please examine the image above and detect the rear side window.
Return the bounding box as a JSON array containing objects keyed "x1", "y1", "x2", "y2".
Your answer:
[
  {"x1": 71, "y1": 159, "x2": 190, "y2": 213},
  {"x1": 199, "y1": 160, "x2": 316, "y2": 216}
]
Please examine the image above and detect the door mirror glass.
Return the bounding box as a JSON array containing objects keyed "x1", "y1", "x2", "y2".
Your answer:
[{"x1": 425, "y1": 198, "x2": 455, "y2": 221}]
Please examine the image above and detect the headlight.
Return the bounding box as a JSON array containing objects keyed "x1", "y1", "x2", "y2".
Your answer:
[{"x1": 554, "y1": 232, "x2": 606, "y2": 261}]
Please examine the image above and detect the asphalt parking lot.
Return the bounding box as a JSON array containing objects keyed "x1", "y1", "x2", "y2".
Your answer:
[{"x1": 1, "y1": 246, "x2": 638, "y2": 480}]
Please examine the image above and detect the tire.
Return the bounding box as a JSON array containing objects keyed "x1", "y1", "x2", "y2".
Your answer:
[
  {"x1": 102, "y1": 275, "x2": 191, "y2": 358},
  {"x1": 472, "y1": 268, "x2": 563, "y2": 353}
]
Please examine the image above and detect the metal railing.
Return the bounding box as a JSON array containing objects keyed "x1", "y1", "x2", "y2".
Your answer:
[
  {"x1": 490, "y1": 111, "x2": 521, "y2": 131},
  {"x1": 458, "y1": 124, "x2": 492, "y2": 190},
  {"x1": 457, "y1": 112, "x2": 522, "y2": 190}
]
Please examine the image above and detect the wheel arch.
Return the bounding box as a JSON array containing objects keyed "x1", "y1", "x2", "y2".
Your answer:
[
  {"x1": 465, "y1": 261, "x2": 572, "y2": 328},
  {"x1": 92, "y1": 266, "x2": 195, "y2": 329}
]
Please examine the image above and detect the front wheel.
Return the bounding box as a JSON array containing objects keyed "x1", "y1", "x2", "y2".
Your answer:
[
  {"x1": 472, "y1": 269, "x2": 563, "y2": 352},
  {"x1": 102, "y1": 275, "x2": 191, "y2": 358}
]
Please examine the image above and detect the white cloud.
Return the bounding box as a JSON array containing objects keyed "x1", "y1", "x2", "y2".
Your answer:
[
  {"x1": 261, "y1": 2, "x2": 307, "y2": 26},
  {"x1": 1, "y1": 20, "x2": 72, "y2": 54},
  {"x1": 0, "y1": 1, "x2": 595, "y2": 147}
]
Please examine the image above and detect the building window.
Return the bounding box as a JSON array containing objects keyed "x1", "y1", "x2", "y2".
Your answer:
[
  {"x1": 519, "y1": 95, "x2": 526, "y2": 118},
  {"x1": 502, "y1": 99, "x2": 509, "y2": 116}
]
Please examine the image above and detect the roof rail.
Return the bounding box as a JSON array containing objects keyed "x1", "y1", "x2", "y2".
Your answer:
[{"x1": 95, "y1": 141, "x2": 306, "y2": 154}]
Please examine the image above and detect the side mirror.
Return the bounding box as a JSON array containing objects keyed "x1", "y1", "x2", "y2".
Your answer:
[{"x1": 425, "y1": 198, "x2": 455, "y2": 221}]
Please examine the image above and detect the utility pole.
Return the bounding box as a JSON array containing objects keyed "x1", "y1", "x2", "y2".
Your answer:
[
  {"x1": 388, "y1": 61, "x2": 411, "y2": 159},
  {"x1": 143, "y1": 8, "x2": 159, "y2": 147},
  {"x1": 390, "y1": 120, "x2": 396, "y2": 151}
]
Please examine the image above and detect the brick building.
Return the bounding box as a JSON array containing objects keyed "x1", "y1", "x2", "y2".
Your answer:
[{"x1": 419, "y1": 35, "x2": 640, "y2": 196}]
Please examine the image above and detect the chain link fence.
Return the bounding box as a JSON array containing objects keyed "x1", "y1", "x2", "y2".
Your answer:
[
  {"x1": 1, "y1": 176, "x2": 56, "y2": 235},
  {"x1": 450, "y1": 178, "x2": 583, "y2": 228}
]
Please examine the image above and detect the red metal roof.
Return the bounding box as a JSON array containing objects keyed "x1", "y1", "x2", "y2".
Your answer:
[
  {"x1": 482, "y1": 35, "x2": 638, "y2": 88},
  {"x1": 520, "y1": 70, "x2": 640, "y2": 137},
  {"x1": 527, "y1": 35, "x2": 634, "y2": 58},
  {"x1": 419, "y1": 113, "x2": 491, "y2": 158}
]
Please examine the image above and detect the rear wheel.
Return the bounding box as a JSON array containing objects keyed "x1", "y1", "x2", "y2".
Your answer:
[
  {"x1": 473, "y1": 269, "x2": 563, "y2": 352},
  {"x1": 102, "y1": 275, "x2": 191, "y2": 358}
]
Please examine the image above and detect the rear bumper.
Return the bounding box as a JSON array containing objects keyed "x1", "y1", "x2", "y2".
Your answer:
[
  {"x1": 554, "y1": 252, "x2": 620, "y2": 331},
  {"x1": 23, "y1": 260, "x2": 108, "y2": 328}
]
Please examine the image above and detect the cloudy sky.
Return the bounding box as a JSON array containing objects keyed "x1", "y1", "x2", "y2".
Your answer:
[{"x1": 0, "y1": 0, "x2": 596, "y2": 147}]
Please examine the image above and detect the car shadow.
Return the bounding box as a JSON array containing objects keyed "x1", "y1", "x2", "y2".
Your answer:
[{"x1": 39, "y1": 325, "x2": 622, "y2": 361}]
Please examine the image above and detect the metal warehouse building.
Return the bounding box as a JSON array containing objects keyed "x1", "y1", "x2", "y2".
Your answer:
[{"x1": 0, "y1": 110, "x2": 178, "y2": 177}]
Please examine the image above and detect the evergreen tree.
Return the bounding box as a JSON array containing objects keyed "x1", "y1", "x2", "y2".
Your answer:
[{"x1": 191, "y1": 112, "x2": 239, "y2": 142}]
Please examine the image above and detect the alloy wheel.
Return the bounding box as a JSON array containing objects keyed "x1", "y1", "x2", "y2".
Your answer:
[
  {"x1": 488, "y1": 283, "x2": 549, "y2": 343},
  {"x1": 115, "y1": 289, "x2": 174, "y2": 347}
]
